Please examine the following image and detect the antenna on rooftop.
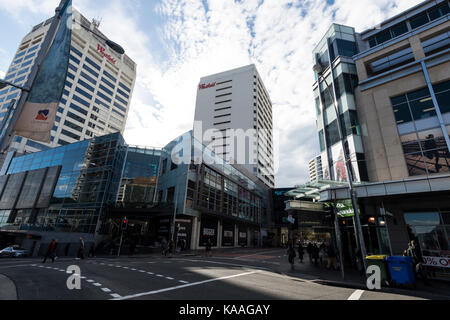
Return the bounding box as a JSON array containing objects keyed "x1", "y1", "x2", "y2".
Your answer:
[{"x1": 91, "y1": 17, "x2": 102, "y2": 29}]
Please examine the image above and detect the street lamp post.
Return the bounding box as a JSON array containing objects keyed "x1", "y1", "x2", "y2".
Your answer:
[{"x1": 313, "y1": 63, "x2": 368, "y2": 274}]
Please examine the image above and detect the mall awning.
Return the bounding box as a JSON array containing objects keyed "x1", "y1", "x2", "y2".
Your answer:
[{"x1": 319, "y1": 174, "x2": 450, "y2": 201}]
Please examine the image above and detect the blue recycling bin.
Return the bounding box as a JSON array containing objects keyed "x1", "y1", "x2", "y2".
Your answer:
[{"x1": 386, "y1": 256, "x2": 416, "y2": 288}]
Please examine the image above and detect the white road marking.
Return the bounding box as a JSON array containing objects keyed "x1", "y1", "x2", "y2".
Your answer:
[
  {"x1": 165, "y1": 277, "x2": 174, "y2": 280},
  {"x1": 138, "y1": 270, "x2": 145, "y2": 273},
  {"x1": 110, "y1": 293, "x2": 121, "y2": 298},
  {"x1": 86, "y1": 280, "x2": 94, "y2": 283},
  {"x1": 93, "y1": 283, "x2": 102, "y2": 287},
  {"x1": 130, "y1": 268, "x2": 137, "y2": 271},
  {"x1": 178, "y1": 280, "x2": 189, "y2": 284},
  {"x1": 112, "y1": 270, "x2": 260, "y2": 300},
  {"x1": 156, "y1": 274, "x2": 164, "y2": 277},
  {"x1": 102, "y1": 288, "x2": 112, "y2": 293},
  {"x1": 348, "y1": 290, "x2": 365, "y2": 300},
  {"x1": 147, "y1": 272, "x2": 154, "y2": 275},
  {"x1": 81, "y1": 276, "x2": 86, "y2": 279}
]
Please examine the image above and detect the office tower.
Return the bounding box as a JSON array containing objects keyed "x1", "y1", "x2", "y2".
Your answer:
[
  {"x1": 194, "y1": 64, "x2": 275, "y2": 188},
  {"x1": 0, "y1": 9, "x2": 136, "y2": 160}
]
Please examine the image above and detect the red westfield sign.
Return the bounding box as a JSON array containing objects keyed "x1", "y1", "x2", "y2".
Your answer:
[
  {"x1": 199, "y1": 83, "x2": 216, "y2": 90},
  {"x1": 97, "y1": 44, "x2": 116, "y2": 65}
]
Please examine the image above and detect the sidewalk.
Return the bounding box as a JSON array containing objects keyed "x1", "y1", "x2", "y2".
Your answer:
[
  {"x1": 0, "y1": 274, "x2": 17, "y2": 300},
  {"x1": 277, "y1": 258, "x2": 450, "y2": 300}
]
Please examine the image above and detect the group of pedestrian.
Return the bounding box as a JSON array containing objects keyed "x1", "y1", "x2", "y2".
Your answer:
[
  {"x1": 42, "y1": 237, "x2": 89, "y2": 263},
  {"x1": 289, "y1": 240, "x2": 339, "y2": 271}
]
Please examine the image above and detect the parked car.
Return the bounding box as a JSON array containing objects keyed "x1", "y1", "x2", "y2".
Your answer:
[{"x1": 0, "y1": 246, "x2": 29, "y2": 258}]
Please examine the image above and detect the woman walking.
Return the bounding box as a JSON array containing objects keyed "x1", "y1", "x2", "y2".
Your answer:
[{"x1": 297, "y1": 241, "x2": 304, "y2": 264}]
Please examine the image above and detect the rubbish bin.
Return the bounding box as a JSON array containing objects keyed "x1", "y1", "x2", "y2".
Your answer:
[
  {"x1": 386, "y1": 256, "x2": 416, "y2": 288},
  {"x1": 366, "y1": 255, "x2": 390, "y2": 286}
]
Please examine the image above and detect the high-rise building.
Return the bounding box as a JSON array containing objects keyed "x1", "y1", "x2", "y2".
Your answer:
[
  {"x1": 194, "y1": 64, "x2": 275, "y2": 188},
  {"x1": 0, "y1": 9, "x2": 136, "y2": 160},
  {"x1": 308, "y1": 155, "x2": 323, "y2": 182},
  {"x1": 313, "y1": 0, "x2": 450, "y2": 275},
  {"x1": 312, "y1": 24, "x2": 368, "y2": 184}
]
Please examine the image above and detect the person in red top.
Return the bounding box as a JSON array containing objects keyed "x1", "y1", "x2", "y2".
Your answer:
[{"x1": 42, "y1": 239, "x2": 57, "y2": 263}]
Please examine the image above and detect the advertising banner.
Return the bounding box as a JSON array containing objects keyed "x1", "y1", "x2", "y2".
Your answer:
[
  {"x1": 423, "y1": 256, "x2": 450, "y2": 268},
  {"x1": 335, "y1": 199, "x2": 360, "y2": 218}
]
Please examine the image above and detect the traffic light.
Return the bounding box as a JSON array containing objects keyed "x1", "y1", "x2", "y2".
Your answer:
[{"x1": 121, "y1": 217, "x2": 128, "y2": 230}]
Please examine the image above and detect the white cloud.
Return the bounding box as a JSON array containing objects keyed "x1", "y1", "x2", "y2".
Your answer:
[
  {"x1": 0, "y1": 70, "x2": 5, "y2": 79},
  {"x1": 0, "y1": 0, "x2": 56, "y2": 23}
]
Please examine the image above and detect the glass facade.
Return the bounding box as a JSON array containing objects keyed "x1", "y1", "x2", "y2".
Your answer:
[
  {"x1": 391, "y1": 80, "x2": 450, "y2": 176},
  {"x1": 1, "y1": 133, "x2": 126, "y2": 234}
]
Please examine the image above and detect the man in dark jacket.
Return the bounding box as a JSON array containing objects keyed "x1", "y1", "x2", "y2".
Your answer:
[
  {"x1": 306, "y1": 242, "x2": 313, "y2": 264},
  {"x1": 43, "y1": 239, "x2": 57, "y2": 263}
]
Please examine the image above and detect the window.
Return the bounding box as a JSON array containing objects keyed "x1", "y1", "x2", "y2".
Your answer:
[
  {"x1": 101, "y1": 77, "x2": 115, "y2": 89},
  {"x1": 215, "y1": 100, "x2": 232, "y2": 105},
  {"x1": 80, "y1": 71, "x2": 97, "y2": 85},
  {"x1": 340, "y1": 110, "x2": 361, "y2": 136},
  {"x1": 61, "y1": 129, "x2": 80, "y2": 140},
  {"x1": 74, "y1": 87, "x2": 92, "y2": 101},
  {"x1": 99, "y1": 84, "x2": 113, "y2": 96},
  {"x1": 85, "y1": 57, "x2": 101, "y2": 70},
  {"x1": 21, "y1": 60, "x2": 32, "y2": 68},
  {"x1": 410, "y1": 12, "x2": 430, "y2": 29},
  {"x1": 368, "y1": 47, "x2": 414, "y2": 76},
  {"x1": 95, "y1": 98, "x2": 111, "y2": 110},
  {"x1": 325, "y1": 120, "x2": 340, "y2": 147},
  {"x1": 72, "y1": 95, "x2": 91, "y2": 108},
  {"x1": 161, "y1": 159, "x2": 167, "y2": 175},
  {"x1": 114, "y1": 102, "x2": 127, "y2": 113},
  {"x1": 78, "y1": 79, "x2": 95, "y2": 93},
  {"x1": 422, "y1": 32, "x2": 450, "y2": 57},
  {"x1": 119, "y1": 82, "x2": 131, "y2": 93},
  {"x1": 97, "y1": 92, "x2": 111, "y2": 103},
  {"x1": 69, "y1": 102, "x2": 88, "y2": 115},
  {"x1": 71, "y1": 46, "x2": 82, "y2": 57},
  {"x1": 214, "y1": 121, "x2": 231, "y2": 125},
  {"x1": 318, "y1": 130, "x2": 325, "y2": 152},
  {"x1": 117, "y1": 88, "x2": 129, "y2": 100},
  {"x1": 69, "y1": 54, "x2": 80, "y2": 65},
  {"x1": 24, "y1": 52, "x2": 36, "y2": 61},
  {"x1": 115, "y1": 95, "x2": 128, "y2": 106},
  {"x1": 82, "y1": 64, "x2": 99, "y2": 78},
  {"x1": 104, "y1": 71, "x2": 117, "y2": 83},
  {"x1": 64, "y1": 120, "x2": 83, "y2": 132},
  {"x1": 66, "y1": 111, "x2": 85, "y2": 124},
  {"x1": 433, "y1": 80, "x2": 450, "y2": 114}
]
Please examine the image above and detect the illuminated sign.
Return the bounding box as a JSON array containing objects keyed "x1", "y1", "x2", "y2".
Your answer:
[
  {"x1": 97, "y1": 44, "x2": 116, "y2": 65},
  {"x1": 198, "y1": 83, "x2": 216, "y2": 90}
]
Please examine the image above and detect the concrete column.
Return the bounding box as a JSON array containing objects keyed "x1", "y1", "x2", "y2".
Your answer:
[
  {"x1": 191, "y1": 216, "x2": 199, "y2": 250},
  {"x1": 409, "y1": 35, "x2": 425, "y2": 60},
  {"x1": 234, "y1": 224, "x2": 238, "y2": 247}
]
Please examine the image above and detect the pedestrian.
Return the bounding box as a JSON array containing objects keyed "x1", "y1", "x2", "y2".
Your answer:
[
  {"x1": 168, "y1": 239, "x2": 174, "y2": 257},
  {"x1": 205, "y1": 238, "x2": 212, "y2": 257},
  {"x1": 161, "y1": 237, "x2": 168, "y2": 256},
  {"x1": 306, "y1": 242, "x2": 313, "y2": 263},
  {"x1": 88, "y1": 243, "x2": 96, "y2": 258},
  {"x1": 64, "y1": 243, "x2": 70, "y2": 257},
  {"x1": 287, "y1": 241, "x2": 296, "y2": 270},
  {"x1": 42, "y1": 239, "x2": 57, "y2": 263},
  {"x1": 312, "y1": 244, "x2": 320, "y2": 267},
  {"x1": 297, "y1": 241, "x2": 304, "y2": 263},
  {"x1": 326, "y1": 241, "x2": 338, "y2": 271},
  {"x1": 407, "y1": 240, "x2": 429, "y2": 285},
  {"x1": 77, "y1": 237, "x2": 85, "y2": 260}
]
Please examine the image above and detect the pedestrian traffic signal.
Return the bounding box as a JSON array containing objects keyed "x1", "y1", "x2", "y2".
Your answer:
[{"x1": 121, "y1": 217, "x2": 128, "y2": 230}]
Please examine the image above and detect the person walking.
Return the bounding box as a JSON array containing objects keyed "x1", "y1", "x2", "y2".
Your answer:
[
  {"x1": 297, "y1": 241, "x2": 304, "y2": 264},
  {"x1": 161, "y1": 237, "x2": 168, "y2": 256},
  {"x1": 168, "y1": 239, "x2": 174, "y2": 257},
  {"x1": 42, "y1": 239, "x2": 57, "y2": 263},
  {"x1": 407, "y1": 240, "x2": 429, "y2": 285},
  {"x1": 312, "y1": 243, "x2": 320, "y2": 267},
  {"x1": 205, "y1": 238, "x2": 212, "y2": 257},
  {"x1": 77, "y1": 237, "x2": 85, "y2": 260},
  {"x1": 307, "y1": 242, "x2": 313, "y2": 264},
  {"x1": 326, "y1": 241, "x2": 338, "y2": 271},
  {"x1": 287, "y1": 241, "x2": 296, "y2": 271}
]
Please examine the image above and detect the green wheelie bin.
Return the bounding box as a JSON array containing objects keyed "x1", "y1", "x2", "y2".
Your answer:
[{"x1": 366, "y1": 255, "x2": 390, "y2": 286}]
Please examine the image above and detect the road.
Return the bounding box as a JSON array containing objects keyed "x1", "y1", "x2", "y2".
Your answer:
[{"x1": 0, "y1": 248, "x2": 446, "y2": 301}]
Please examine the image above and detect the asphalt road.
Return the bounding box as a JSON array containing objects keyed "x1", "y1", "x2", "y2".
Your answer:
[{"x1": 0, "y1": 248, "x2": 445, "y2": 301}]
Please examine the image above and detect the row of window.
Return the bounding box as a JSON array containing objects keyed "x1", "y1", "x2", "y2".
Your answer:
[{"x1": 368, "y1": 2, "x2": 450, "y2": 48}]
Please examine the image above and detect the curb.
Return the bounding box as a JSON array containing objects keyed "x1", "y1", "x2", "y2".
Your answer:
[{"x1": 0, "y1": 274, "x2": 18, "y2": 300}]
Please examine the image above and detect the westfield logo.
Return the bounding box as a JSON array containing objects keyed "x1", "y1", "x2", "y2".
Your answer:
[
  {"x1": 199, "y1": 83, "x2": 216, "y2": 90},
  {"x1": 97, "y1": 44, "x2": 116, "y2": 65}
]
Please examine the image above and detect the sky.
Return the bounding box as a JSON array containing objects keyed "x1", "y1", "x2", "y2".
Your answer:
[{"x1": 0, "y1": 0, "x2": 422, "y2": 187}]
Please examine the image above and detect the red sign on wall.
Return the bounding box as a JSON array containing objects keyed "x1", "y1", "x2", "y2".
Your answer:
[
  {"x1": 97, "y1": 44, "x2": 116, "y2": 65},
  {"x1": 198, "y1": 83, "x2": 216, "y2": 90}
]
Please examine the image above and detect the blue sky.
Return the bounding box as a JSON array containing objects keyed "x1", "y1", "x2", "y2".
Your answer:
[{"x1": 0, "y1": 0, "x2": 422, "y2": 187}]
